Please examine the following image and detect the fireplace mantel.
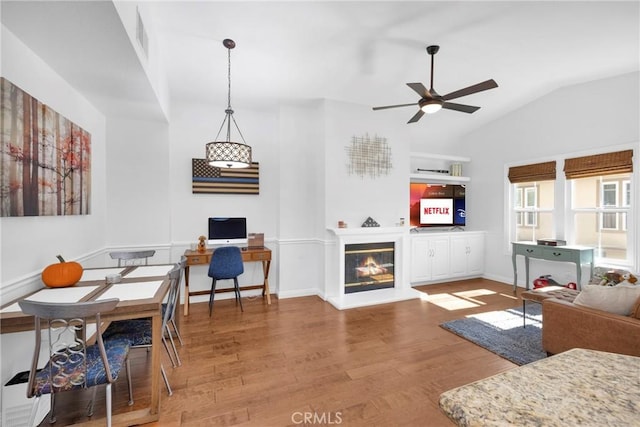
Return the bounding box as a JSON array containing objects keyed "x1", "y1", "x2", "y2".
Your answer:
[{"x1": 326, "y1": 227, "x2": 421, "y2": 309}]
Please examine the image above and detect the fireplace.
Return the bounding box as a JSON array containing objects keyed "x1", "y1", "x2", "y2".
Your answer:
[
  {"x1": 327, "y1": 226, "x2": 420, "y2": 310},
  {"x1": 345, "y1": 242, "x2": 395, "y2": 293}
]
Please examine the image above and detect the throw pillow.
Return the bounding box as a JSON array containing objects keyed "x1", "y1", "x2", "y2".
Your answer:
[{"x1": 573, "y1": 284, "x2": 640, "y2": 316}]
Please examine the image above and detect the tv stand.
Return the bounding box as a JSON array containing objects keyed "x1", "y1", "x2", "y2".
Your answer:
[{"x1": 182, "y1": 246, "x2": 272, "y2": 316}]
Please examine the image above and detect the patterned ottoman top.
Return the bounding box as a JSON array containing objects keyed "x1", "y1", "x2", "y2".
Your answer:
[
  {"x1": 521, "y1": 286, "x2": 579, "y2": 304},
  {"x1": 439, "y1": 348, "x2": 640, "y2": 427}
]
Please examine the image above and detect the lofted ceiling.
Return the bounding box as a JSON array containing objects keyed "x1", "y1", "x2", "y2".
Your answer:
[{"x1": 2, "y1": 1, "x2": 639, "y2": 147}]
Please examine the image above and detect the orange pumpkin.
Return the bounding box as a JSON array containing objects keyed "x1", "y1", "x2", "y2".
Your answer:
[{"x1": 41, "y1": 255, "x2": 83, "y2": 288}]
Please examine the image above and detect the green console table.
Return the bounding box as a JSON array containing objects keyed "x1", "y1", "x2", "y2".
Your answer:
[{"x1": 511, "y1": 242, "x2": 594, "y2": 292}]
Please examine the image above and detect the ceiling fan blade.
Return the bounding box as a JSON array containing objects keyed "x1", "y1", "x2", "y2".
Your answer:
[
  {"x1": 372, "y1": 102, "x2": 417, "y2": 111},
  {"x1": 407, "y1": 82, "x2": 431, "y2": 98},
  {"x1": 442, "y1": 79, "x2": 498, "y2": 101},
  {"x1": 407, "y1": 110, "x2": 425, "y2": 123},
  {"x1": 442, "y1": 102, "x2": 481, "y2": 114}
]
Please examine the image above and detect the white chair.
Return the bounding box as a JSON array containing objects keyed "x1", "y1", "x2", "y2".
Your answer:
[{"x1": 109, "y1": 250, "x2": 156, "y2": 267}]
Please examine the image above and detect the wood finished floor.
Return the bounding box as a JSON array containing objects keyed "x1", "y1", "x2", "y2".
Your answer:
[{"x1": 48, "y1": 279, "x2": 526, "y2": 426}]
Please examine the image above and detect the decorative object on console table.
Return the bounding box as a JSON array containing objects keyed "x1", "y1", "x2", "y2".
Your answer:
[
  {"x1": 247, "y1": 233, "x2": 264, "y2": 249},
  {"x1": 536, "y1": 238, "x2": 567, "y2": 246},
  {"x1": 191, "y1": 158, "x2": 260, "y2": 194},
  {"x1": 361, "y1": 217, "x2": 380, "y2": 227}
]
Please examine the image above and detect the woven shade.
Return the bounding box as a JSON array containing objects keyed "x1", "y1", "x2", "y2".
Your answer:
[
  {"x1": 508, "y1": 161, "x2": 556, "y2": 183},
  {"x1": 564, "y1": 149, "x2": 633, "y2": 179}
]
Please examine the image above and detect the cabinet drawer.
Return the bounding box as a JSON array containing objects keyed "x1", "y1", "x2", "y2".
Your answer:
[
  {"x1": 542, "y1": 248, "x2": 573, "y2": 262},
  {"x1": 186, "y1": 255, "x2": 211, "y2": 265}
]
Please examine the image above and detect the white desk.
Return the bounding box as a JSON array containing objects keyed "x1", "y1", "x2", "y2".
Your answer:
[{"x1": 511, "y1": 242, "x2": 594, "y2": 292}]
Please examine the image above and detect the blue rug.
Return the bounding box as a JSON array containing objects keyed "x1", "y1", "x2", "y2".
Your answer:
[{"x1": 440, "y1": 304, "x2": 546, "y2": 365}]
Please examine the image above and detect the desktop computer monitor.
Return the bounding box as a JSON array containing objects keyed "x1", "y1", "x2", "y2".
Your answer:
[{"x1": 207, "y1": 217, "x2": 247, "y2": 246}]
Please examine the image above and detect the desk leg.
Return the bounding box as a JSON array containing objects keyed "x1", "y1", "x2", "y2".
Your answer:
[
  {"x1": 524, "y1": 256, "x2": 530, "y2": 291},
  {"x1": 512, "y1": 253, "x2": 518, "y2": 294},
  {"x1": 576, "y1": 262, "x2": 582, "y2": 291},
  {"x1": 262, "y1": 260, "x2": 271, "y2": 305},
  {"x1": 150, "y1": 312, "x2": 162, "y2": 415},
  {"x1": 184, "y1": 265, "x2": 190, "y2": 316}
]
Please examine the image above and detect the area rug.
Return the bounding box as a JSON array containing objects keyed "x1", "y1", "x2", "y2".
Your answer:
[{"x1": 440, "y1": 304, "x2": 546, "y2": 365}]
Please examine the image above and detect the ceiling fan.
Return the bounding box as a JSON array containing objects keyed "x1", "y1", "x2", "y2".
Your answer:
[{"x1": 373, "y1": 45, "x2": 498, "y2": 123}]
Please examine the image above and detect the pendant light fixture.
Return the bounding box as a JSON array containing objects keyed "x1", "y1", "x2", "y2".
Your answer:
[{"x1": 205, "y1": 38, "x2": 252, "y2": 169}]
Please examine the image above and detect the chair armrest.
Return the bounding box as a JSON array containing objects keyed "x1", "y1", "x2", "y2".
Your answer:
[{"x1": 542, "y1": 298, "x2": 640, "y2": 357}]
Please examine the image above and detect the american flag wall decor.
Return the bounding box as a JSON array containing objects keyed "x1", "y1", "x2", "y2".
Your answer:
[{"x1": 191, "y1": 158, "x2": 259, "y2": 194}]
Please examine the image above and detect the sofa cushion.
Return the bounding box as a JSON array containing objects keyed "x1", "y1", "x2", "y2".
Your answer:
[
  {"x1": 573, "y1": 284, "x2": 640, "y2": 316},
  {"x1": 631, "y1": 296, "x2": 640, "y2": 319}
]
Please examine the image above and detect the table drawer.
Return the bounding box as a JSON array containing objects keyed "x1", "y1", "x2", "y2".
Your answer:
[
  {"x1": 515, "y1": 245, "x2": 542, "y2": 257},
  {"x1": 542, "y1": 248, "x2": 573, "y2": 262},
  {"x1": 248, "y1": 251, "x2": 271, "y2": 261},
  {"x1": 186, "y1": 254, "x2": 211, "y2": 265}
]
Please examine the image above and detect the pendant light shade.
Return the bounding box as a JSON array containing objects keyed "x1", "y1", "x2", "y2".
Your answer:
[
  {"x1": 206, "y1": 141, "x2": 252, "y2": 168},
  {"x1": 206, "y1": 39, "x2": 252, "y2": 169}
]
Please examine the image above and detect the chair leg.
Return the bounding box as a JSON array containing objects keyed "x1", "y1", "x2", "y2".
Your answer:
[
  {"x1": 164, "y1": 324, "x2": 182, "y2": 366},
  {"x1": 234, "y1": 277, "x2": 243, "y2": 312},
  {"x1": 169, "y1": 318, "x2": 184, "y2": 346},
  {"x1": 105, "y1": 383, "x2": 112, "y2": 427},
  {"x1": 161, "y1": 364, "x2": 173, "y2": 396},
  {"x1": 48, "y1": 392, "x2": 57, "y2": 424},
  {"x1": 126, "y1": 356, "x2": 134, "y2": 406},
  {"x1": 161, "y1": 336, "x2": 178, "y2": 368},
  {"x1": 27, "y1": 396, "x2": 41, "y2": 427},
  {"x1": 209, "y1": 278, "x2": 218, "y2": 317},
  {"x1": 88, "y1": 386, "x2": 97, "y2": 416}
]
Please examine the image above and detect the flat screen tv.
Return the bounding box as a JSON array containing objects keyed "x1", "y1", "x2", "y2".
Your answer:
[
  {"x1": 208, "y1": 217, "x2": 247, "y2": 245},
  {"x1": 409, "y1": 183, "x2": 465, "y2": 228}
]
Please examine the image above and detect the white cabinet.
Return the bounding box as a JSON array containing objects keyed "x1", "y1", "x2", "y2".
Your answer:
[
  {"x1": 410, "y1": 152, "x2": 471, "y2": 183},
  {"x1": 410, "y1": 234, "x2": 450, "y2": 282},
  {"x1": 450, "y1": 233, "x2": 485, "y2": 277},
  {"x1": 411, "y1": 231, "x2": 485, "y2": 284}
]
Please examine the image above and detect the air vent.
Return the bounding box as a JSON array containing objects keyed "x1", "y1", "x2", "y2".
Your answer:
[{"x1": 136, "y1": 7, "x2": 149, "y2": 59}]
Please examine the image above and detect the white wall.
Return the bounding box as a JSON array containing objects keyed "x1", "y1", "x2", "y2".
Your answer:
[
  {"x1": 0, "y1": 25, "x2": 108, "y2": 385},
  {"x1": 459, "y1": 72, "x2": 640, "y2": 285},
  {"x1": 0, "y1": 26, "x2": 108, "y2": 296}
]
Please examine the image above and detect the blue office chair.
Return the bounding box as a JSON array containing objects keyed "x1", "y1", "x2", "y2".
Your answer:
[{"x1": 208, "y1": 246, "x2": 244, "y2": 316}]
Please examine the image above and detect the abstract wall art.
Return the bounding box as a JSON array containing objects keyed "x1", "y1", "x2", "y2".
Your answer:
[{"x1": 0, "y1": 78, "x2": 91, "y2": 216}]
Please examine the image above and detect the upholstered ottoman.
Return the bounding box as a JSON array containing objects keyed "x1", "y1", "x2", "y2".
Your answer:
[
  {"x1": 521, "y1": 286, "x2": 579, "y2": 327},
  {"x1": 439, "y1": 348, "x2": 640, "y2": 426}
]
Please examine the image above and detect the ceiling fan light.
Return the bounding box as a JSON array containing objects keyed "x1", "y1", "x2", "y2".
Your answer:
[{"x1": 421, "y1": 100, "x2": 442, "y2": 114}]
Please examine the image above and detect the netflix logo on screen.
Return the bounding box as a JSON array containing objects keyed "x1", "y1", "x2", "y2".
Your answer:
[{"x1": 420, "y1": 198, "x2": 453, "y2": 224}]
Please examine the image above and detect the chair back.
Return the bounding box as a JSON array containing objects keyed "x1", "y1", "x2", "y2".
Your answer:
[
  {"x1": 109, "y1": 250, "x2": 156, "y2": 267},
  {"x1": 18, "y1": 299, "x2": 121, "y2": 398},
  {"x1": 208, "y1": 246, "x2": 244, "y2": 280},
  {"x1": 163, "y1": 265, "x2": 182, "y2": 329}
]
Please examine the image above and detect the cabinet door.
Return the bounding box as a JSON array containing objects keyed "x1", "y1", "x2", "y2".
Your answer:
[
  {"x1": 449, "y1": 235, "x2": 469, "y2": 276},
  {"x1": 465, "y1": 234, "x2": 485, "y2": 275},
  {"x1": 449, "y1": 233, "x2": 485, "y2": 277},
  {"x1": 410, "y1": 238, "x2": 432, "y2": 282},
  {"x1": 430, "y1": 237, "x2": 450, "y2": 280}
]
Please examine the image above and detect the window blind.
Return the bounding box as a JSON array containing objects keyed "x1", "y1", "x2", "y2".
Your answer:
[
  {"x1": 564, "y1": 149, "x2": 633, "y2": 179},
  {"x1": 508, "y1": 161, "x2": 556, "y2": 183}
]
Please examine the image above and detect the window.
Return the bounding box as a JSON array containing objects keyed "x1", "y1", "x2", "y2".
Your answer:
[
  {"x1": 571, "y1": 174, "x2": 631, "y2": 260},
  {"x1": 565, "y1": 150, "x2": 633, "y2": 263},
  {"x1": 508, "y1": 161, "x2": 556, "y2": 243}
]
